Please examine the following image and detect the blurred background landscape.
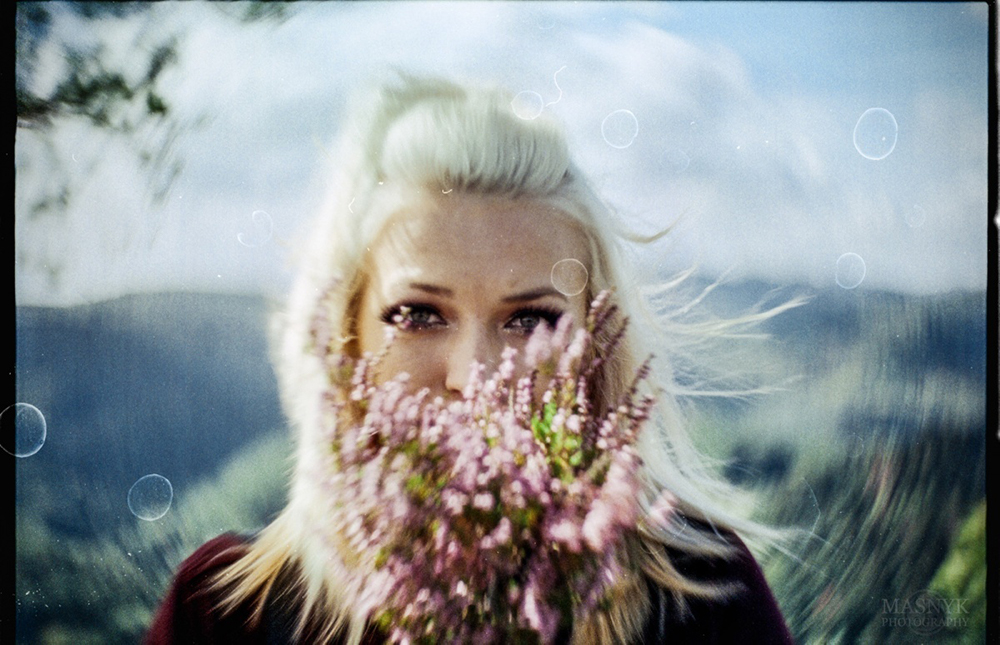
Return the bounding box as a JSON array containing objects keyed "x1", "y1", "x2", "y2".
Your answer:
[
  {"x1": 14, "y1": 283, "x2": 987, "y2": 644},
  {"x1": 13, "y1": 2, "x2": 989, "y2": 644}
]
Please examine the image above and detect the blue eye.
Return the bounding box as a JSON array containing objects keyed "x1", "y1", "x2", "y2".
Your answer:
[
  {"x1": 381, "y1": 304, "x2": 445, "y2": 330},
  {"x1": 507, "y1": 308, "x2": 563, "y2": 333}
]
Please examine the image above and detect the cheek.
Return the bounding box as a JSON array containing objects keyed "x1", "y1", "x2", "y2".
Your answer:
[
  {"x1": 376, "y1": 336, "x2": 447, "y2": 390},
  {"x1": 354, "y1": 293, "x2": 384, "y2": 357}
]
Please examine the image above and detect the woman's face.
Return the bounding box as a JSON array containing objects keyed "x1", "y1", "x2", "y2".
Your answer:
[{"x1": 356, "y1": 192, "x2": 592, "y2": 397}]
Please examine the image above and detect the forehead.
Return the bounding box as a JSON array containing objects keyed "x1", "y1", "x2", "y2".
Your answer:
[{"x1": 368, "y1": 193, "x2": 592, "y2": 291}]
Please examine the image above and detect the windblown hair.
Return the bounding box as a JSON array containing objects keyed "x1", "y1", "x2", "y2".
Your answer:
[{"x1": 211, "y1": 74, "x2": 793, "y2": 644}]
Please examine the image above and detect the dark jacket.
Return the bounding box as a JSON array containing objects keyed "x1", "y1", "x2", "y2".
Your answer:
[{"x1": 145, "y1": 533, "x2": 794, "y2": 644}]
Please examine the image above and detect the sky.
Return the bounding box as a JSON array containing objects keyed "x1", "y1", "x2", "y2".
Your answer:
[{"x1": 14, "y1": 1, "x2": 991, "y2": 307}]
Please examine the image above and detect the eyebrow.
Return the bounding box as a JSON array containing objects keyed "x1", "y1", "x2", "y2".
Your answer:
[
  {"x1": 408, "y1": 282, "x2": 454, "y2": 297},
  {"x1": 502, "y1": 287, "x2": 568, "y2": 303},
  {"x1": 406, "y1": 283, "x2": 567, "y2": 303}
]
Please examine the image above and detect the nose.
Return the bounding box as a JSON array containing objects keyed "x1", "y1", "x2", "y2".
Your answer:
[{"x1": 445, "y1": 324, "x2": 501, "y2": 395}]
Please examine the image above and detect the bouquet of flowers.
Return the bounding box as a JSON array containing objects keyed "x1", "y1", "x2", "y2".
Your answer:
[{"x1": 311, "y1": 291, "x2": 656, "y2": 644}]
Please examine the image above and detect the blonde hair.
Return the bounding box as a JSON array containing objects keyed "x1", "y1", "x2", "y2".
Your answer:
[{"x1": 212, "y1": 73, "x2": 790, "y2": 644}]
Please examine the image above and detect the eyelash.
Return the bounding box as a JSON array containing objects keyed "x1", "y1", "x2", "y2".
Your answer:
[
  {"x1": 506, "y1": 306, "x2": 563, "y2": 333},
  {"x1": 379, "y1": 303, "x2": 443, "y2": 330},
  {"x1": 379, "y1": 303, "x2": 563, "y2": 333}
]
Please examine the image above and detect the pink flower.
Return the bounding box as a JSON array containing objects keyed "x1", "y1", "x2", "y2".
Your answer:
[
  {"x1": 581, "y1": 500, "x2": 614, "y2": 552},
  {"x1": 472, "y1": 492, "x2": 495, "y2": 511},
  {"x1": 524, "y1": 321, "x2": 554, "y2": 367},
  {"x1": 310, "y1": 289, "x2": 652, "y2": 644},
  {"x1": 491, "y1": 517, "x2": 513, "y2": 544},
  {"x1": 442, "y1": 490, "x2": 468, "y2": 516},
  {"x1": 521, "y1": 579, "x2": 560, "y2": 643},
  {"x1": 546, "y1": 516, "x2": 583, "y2": 552}
]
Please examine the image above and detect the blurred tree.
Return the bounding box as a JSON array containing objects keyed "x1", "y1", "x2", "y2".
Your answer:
[
  {"x1": 16, "y1": 3, "x2": 188, "y2": 291},
  {"x1": 929, "y1": 500, "x2": 986, "y2": 643},
  {"x1": 15, "y1": 1, "x2": 295, "y2": 292},
  {"x1": 761, "y1": 427, "x2": 985, "y2": 644}
]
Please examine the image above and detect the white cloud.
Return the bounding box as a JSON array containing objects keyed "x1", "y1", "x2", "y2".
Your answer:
[{"x1": 15, "y1": 2, "x2": 988, "y2": 305}]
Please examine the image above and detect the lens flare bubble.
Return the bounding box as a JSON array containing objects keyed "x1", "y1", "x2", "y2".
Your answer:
[
  {"x1": 853, "y1": 108, "x2": 898, "y2": 160},
  {"x1": 836, "y1": 253, "x2": 867, "y2": 289},
  {"x1": 237, "y1": 210, "x2": 274, "y2": 247},
  {"x1": 601, "y1": 110, "x2": 639, "y2": 149},
  {"x1": 658, "y1": 147, "x2": 691, "y2": 174},
  {"x1": 0, "y1": 403, "x2": 47, "y2": 457},
  {"x1": 128, "y1": 474, "x2": 174, "y2": 521},
  {"x1": 906, "y1": 204, "x2": 927, "y2": 228},
  {"x1": 511, "y1": 92, "x2": 544, "y2": 121},
  {"x1": 550, "y1": 259, "x2": 589, "y2": 297}
]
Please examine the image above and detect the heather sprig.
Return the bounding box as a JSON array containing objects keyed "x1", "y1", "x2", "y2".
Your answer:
[{"x1": 310, "y1": 290, "x2": 658, "y2": 644}]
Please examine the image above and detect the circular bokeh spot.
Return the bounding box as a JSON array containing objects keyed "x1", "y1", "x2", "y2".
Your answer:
[
  {"x1": 658, "y1": 147, "x2": 691, "y2": 174},
  {"x1": 550, "y1": 258, "x2": 589, "y2": 296},
  {"x1": 511, "y1": 91, "x2": 545, "y2": 120},
  {"x1": 853, "y1": 108, "x2": 898, "y2": 160},
  {"x1": 237, "y1": 210, "x2": 274, "y2": 247},
  {"x1": 0, "y1": 403, "x2": 47, "y2": 457},
  {"x1": 128, "y1": 474, "x2": 174, "y2": 521},
  {"x1": 601, "y1": 109, "x2": 639, "y2": 149},
  {"x1": 836, "y1": 253, "x2": 867, "y2": 289}
]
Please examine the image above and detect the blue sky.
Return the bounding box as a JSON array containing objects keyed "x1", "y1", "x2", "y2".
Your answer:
[
  {"x1": 15, "y1": 2, "x2": 990, "y2": 305},
  {"x1": 670, "y1": 3, "x2": 987, "y2": 96}
]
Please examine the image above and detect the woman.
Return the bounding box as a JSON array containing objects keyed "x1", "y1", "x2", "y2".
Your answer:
[{"x1": 146, "y1": 75, "x2": 794, "y2": 644}]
